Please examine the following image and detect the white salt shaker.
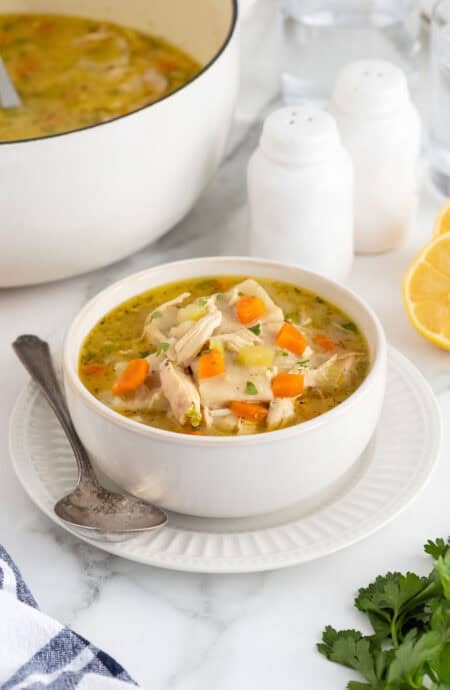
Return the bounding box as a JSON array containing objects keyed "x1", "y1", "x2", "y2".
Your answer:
[
  {"x1": 247, "y1": 105, "x2": 354, "y2": 283},
  {"x1": 331, "y1": 60, "x2": 421, "y2": 255}
]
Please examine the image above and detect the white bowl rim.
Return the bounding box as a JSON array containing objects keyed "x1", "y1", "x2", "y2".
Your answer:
[
  {"x1": 0, "y1": 0, "x2": 239, "y2": 148},
  {"x1": 63, "y1": 256, "x2": 387, "y2": 447}
]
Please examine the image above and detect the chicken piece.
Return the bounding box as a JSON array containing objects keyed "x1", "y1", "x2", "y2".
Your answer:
[
  {"x1": 215, "y1": 328, "x2": 262, "y2": 353},
  {"x1": 304, "y1": 355, "x2": 338, "y2": 388},
  {"x1": 214, "y1": 414, "x2": 239, "y2": 433},
  {"x1": 237, "y1": 419, "x2": 260, "y2": 435},
  {"x1": 169, "y1": 320, "x2": 194, "y2": 339},
  {"x1": 112, "y1": 384, "x2": 168, "y2": 413},
  {"x1": 143, "y1": 292, "x2": 190, "y2": 346},
  {"x1": 174, "y1": 310, "x2": 222, "y2": 367},
  {"x1": 267, "y1": 399, "x2": 296, "y2": 430},
  {"x1": 334, "y1": 353, "x2": 358, "y2": 386},
  {"x1": 304, "y1": 353, "x2": 358, "y2": 390},
  {"x1": 160, "y1": 360, "x2": 201, "y2": 426}
]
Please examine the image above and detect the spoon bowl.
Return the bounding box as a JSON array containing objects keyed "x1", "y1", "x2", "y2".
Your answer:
[{"x1": 13, "y1": 335, "x2": 168, "y2": 541}]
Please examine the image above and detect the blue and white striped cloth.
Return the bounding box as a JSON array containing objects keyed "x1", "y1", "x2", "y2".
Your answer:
[{"x1": 0, "y1": 545, "x2": 138, "y2": 689}]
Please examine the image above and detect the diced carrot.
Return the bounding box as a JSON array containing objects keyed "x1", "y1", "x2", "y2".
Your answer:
[
  {"x1": 275, "y1": 323, "x2": 307, "y2": 356},
  {"x1": 112, "y1": 359, "x2": 150, "y2": 395},
  {"x1": 236, "y1": 295, "x2": 266, "y2": 324},
  {"x1": 198, "y1": 350, "x2": 225, "y2": 379},
  {"x1": 271, "y1": 373, "x2": 304, "y2": 398},
  {"x1": 81, "y1": 363, "x2": 106, "y2": 376},
  {"x1": 230, "y1": 401, "x2": 268, "y2": 423},
  {"x1": 315, "y1": 333, "x2": 337, "y2": 352}
]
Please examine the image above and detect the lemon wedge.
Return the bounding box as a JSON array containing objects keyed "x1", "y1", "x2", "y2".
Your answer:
[
  {"x1": 433, "y1": 199, "x2": 450, "y2": 237},
  {"x1": 403, "y1": 233, "x2": 450, "y2": 350}
]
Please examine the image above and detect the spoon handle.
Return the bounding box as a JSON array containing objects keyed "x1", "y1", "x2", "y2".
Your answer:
[
  {"x1": 0, "y1": 57, "x2": 21, "y2": 108},
  {"x1": 12, "y1": 335, "x2": 97, "y2": 484}
]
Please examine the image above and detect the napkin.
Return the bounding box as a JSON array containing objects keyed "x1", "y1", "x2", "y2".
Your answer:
[{"x1": 0, "y1": 545, "x2": 137, "y2": 689}]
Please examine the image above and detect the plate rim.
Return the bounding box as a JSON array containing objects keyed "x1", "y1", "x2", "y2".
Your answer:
[{"x1": 9, "y1": 346, "x2": 442, "y2": 574}]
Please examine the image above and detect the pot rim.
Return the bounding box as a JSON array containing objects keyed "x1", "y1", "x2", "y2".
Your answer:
[
  {"x1": 63, "y1": 256, "x2": 387, "y2": 448},
  {"x1": 0, "y1": 0, "x2": 239, "y2": 147}
]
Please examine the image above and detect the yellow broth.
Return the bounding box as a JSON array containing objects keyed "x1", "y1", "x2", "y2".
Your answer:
[
  {"x1": 0, "y1": 13, "x2": 201, "y2": 141},
  {"x1": 79, "y1": 276, "x2": 370, "y2": 436}
]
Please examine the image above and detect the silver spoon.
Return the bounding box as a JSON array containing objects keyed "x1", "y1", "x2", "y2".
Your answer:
[
  {"x1": 0, "y1": 57, "x2": 22, "y2": 108},
  {"x1": 13, "y1": 335, "x2": 168, "y2": 542}
]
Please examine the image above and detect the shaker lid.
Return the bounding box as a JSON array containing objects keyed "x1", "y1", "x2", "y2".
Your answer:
[
  {"x1": 260, "y1": 105, "x2": 342, "y2": 165},
  {"x1": 332, "y1": 60, "x2": 411, "y2": 116}
]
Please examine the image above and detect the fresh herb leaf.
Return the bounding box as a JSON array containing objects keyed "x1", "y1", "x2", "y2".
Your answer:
[
  {"x1": 318, "y1": 539, "x2": 450, "y2": 689},
  {"x1": 150, "y1": 310, "x2": 162, "y2": 320},
  {"x1": 286, "y1": 311, "x2": 300, "y2": 324},
  {"x1": 387, "y1": 630, "x2": 442, "y2": 684},
  {"x1": 238, "y1": 291, "x2": 244, "y2": 297},
  {"x1": 342, "y1": 322, "x2": 358, "y2": 333},
  {"x1": 425, "y1": 538, "x2": 450, "y2": 561},
  {"x1": 186, "y1": 403, "x2": 201, "y2": 428},
  {"x1": 139, "y1": 350, "x2": 150, "y2": 358},
  {"x1": 248, "y1": 323, "x2": 261, "y2": 336},
  {"x1": 156, "y1": 342, "x2": 170, "y2": 356},
  {"x1": 317, "y1": 627, "x2": 387, "y2": 689},
  {"x1": 296, "y1": 360, "x2": 310, "y2": 368},
  {"x1": 198, "y1": 298, "x2": 208, "y2": 307},
  {"x1": 245, "y1": 381, "x2": 258, "y2": 395}
]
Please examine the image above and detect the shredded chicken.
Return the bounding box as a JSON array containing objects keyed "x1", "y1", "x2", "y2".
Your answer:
[
  {"x1": 160, "y1": 360, "x2": 201, "y2": 426},
  {"x1": 267, "y1": 399, "x2": 296, "y2": 429},
  {"x1": 143, "y1": 292, "x2": 190, "y2": 346},
  {"x1": 215, "y1": 328, "x2": 262, "y2": 353},
  {"x1": 174, "y1": 309, "x2": 222, "y2": 367}
]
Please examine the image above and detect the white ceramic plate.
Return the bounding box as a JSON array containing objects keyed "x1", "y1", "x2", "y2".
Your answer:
[{"x1": 9, "y1": 347, "x2": 441, "y2": 573}]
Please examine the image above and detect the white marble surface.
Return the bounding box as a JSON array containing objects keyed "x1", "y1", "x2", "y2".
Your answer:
[{"x1": 1, "y1": 3, "x2": 450, "y2": 688}]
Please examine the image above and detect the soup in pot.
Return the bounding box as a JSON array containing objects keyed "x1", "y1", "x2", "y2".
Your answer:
[
  {"x1": 0, "y1": 13, "x2": 201, "y2": 141},
  {"x1": 79, "y1": 276, "x2": 370, "y2": 436}
]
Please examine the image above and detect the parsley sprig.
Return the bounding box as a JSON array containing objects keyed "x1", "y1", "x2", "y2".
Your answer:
[{"x1": 318, "y1": 538, "x2": 450, "y2": 689}]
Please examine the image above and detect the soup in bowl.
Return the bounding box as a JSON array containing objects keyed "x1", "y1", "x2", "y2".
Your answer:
[{"x1": 64, "y1": 257, "x2": 387, "y2": 518}]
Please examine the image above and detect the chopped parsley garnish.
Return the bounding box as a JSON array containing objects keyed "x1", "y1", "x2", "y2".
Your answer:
[
  {"x1": 150, "y1": 310, "x2": 162, "y2": 320},
  {"x1": 156, "y1": 342, "x2": 169, "y2": 355},
  {"x1": 139, "y1": 350, "x2": 150, "y2": 358},
  {"x1": 342, "y1": 322, "x2": 358, "y2": 333},
  {"x1": 286, "y1": 311, "x2": 300, "y2": 324},
  {"x1": 186, "y1": 403, "x2": 201, "y2": 427},
  {"x1": 296, "y1": 360, "x2": 310, "y2": 368},
  {"x1": 276, "y1": 350, "x2": 289, "y2": 357},
  {"x1": 198, "y1": 298, "x2": 208, "y2": 307},
  {"x1": 238, "y1": 291, "x2": 244, "y2": 297},
  {"x1": 248, "y1": 323, "x2": 261, "y2": 336},
  {"x1": 245, "y1": 381, "x2": 258, "y2": 395}
]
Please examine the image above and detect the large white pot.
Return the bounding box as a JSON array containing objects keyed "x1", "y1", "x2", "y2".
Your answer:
[
  {"x1": 0, "y1": 0, "x2": 239, "y2": 286},
  {"x1": 63, "y1": 257, "x2": 387, "y2": 519}
]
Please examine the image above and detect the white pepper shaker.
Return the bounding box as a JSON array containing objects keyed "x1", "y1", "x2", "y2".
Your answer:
[
  {"x1": 331, "y1": 60, "x2": 421, "y2": 255},
  {"x1": 247, "y1": 105, "x2": 354, "y2": 283}
]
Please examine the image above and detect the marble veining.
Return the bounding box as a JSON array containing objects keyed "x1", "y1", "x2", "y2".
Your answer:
[{"x1": 1, "y1": 2, "x2": 450, "y2": 688}]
